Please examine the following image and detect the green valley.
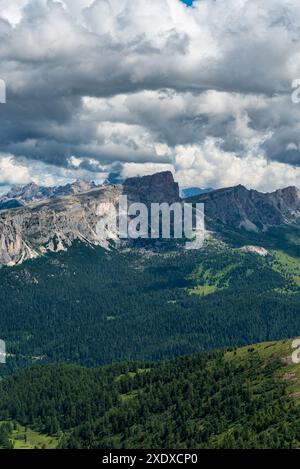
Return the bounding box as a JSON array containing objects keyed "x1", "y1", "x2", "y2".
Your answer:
[{"x1": 0, "y1": 234, "x2": 299, "y2": 376}]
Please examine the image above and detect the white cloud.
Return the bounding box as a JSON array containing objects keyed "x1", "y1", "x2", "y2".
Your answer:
[
  {"x1": 0, "y1": 153, "x2": 109, "y2": 192},
  {"x1": 0, "y1": 155, "x2": 31, "y2": 185},
  {"x1": 0, "y1": 0, "x2": 29, "y2": 25},
  {"x1": 173, "y1": 138, "x2": 300, "y2": 191},
  {"x1": 0, "y1": 0, "x2": 300, "y2": 191}
]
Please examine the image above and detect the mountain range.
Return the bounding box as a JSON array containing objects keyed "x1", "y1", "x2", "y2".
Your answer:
[
  {"x1": 0, "y1": 180, "x2": 97, "y2": 210},
  {"x1": 190, "y1": 184, "x2": 300, "y2": 231},
  {"x1": 0, "y1": 171, "x2": 299, "y2": 266}
]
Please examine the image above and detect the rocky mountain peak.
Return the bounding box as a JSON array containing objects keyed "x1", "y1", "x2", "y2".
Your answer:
[
  {"x1": 274, "y1": 186, "x2": 300, "y2": 199},
  {"x1": 0, "y1": 172, "x2": 299, "y2": 267},
  {"x1": 123, "y1": 171, "x2": 180, "y2": 204},
  {"x1": 189, "y1": 183, "x2": 300, "y2": 231},
  {"x1": 0, "y1": 179, "x2": 99, "y2": 210},
  {"x1": 54, "y1": 180, "x2": 97, "y2": 197}
]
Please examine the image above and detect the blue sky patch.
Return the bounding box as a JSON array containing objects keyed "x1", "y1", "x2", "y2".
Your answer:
[{"x1": 181, "y1": 0, "x2": 193, "y2": 6}]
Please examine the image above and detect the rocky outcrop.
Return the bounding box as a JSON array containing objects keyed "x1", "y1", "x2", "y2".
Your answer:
[
  {"x1": 0, "y1": 180, "x2": 98, "y2": 209},
  {"x1": 124, "y1": 171, "x2": 180, "y2": 204},
  {"x1": 0, "y1": 171, "x2": 299, "y2": 266},
  {"x1": 0, "y1": 172, "x2": 181, "y2": 266},
  {"x1": 189, "y1": 185, "x2": 300, "y2": 232},
  {"x1": 0, "y1": 185, "x2": 122, "y2": 266},
  {"x1": 239, "y1": 246, "x2": 269, "y2": 256},
  {"x1": 269, "y1": 186, "x2": 300, "y2": 223}
]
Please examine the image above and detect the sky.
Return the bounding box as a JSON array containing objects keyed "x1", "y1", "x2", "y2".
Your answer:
[{"x1": 0, "y1": 0, "x2": 300, "y2": 192}]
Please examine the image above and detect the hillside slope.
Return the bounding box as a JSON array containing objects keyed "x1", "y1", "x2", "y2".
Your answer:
[
  {"x1": 0, "y1": 240, "x2": 300, "y2": 375},
  {"x1": 0, "y1": 339, "x2": 299, "y2": 449}
]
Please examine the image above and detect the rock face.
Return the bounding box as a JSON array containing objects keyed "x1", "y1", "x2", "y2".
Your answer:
[
  {"x1": 239, "y1": 246, "x2": 269, "y2": 256},
  {"x1": 0, "y1": 185, "x2": 123, "y2": 266},
  {"x1": 0, "y1": 172, "x2": 180, "y2": 266},
  {"x1": 4, "y1": 182, "x2": 54, "y2": 204},
  {"x1": 0, "y1": 180, "x2": 97, "y2": 209},
  {"x1": 0, "y1": 199, "x2": 23, "y2": 211},
  {"x1": 189, "y1": 185, "x2": 300, "y2": 232},
  {"x1": 124, "y1": 171, "x2": 180, "y2": 204},
  {"x1": 0, "y1": 172, "x2": 299, "y2": 266}
]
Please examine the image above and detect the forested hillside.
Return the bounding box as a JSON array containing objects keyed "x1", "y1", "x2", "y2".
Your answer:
[
  {"x1": 0, "y1": 339, "x2": 299, "y2": 449},
  {"x1": 0, "y1": 232, "x2": 300, "y2": 375}
]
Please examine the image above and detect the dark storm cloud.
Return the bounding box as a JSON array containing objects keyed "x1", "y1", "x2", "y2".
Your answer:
[{"x1": 0, "y1": 0, "x2": 300, "y2": 191}]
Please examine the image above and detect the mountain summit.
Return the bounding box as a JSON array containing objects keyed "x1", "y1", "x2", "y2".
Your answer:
[
  {"x1": 0, "y1": 172, "x2": 299, "y2": 266},
  {"x1": 0, "y1": 172, "x2": 181, "y2": 266},
  {"x1": 0, "y1": 180, "x2": 97, "y2": 210},
  {"x1": 189, "y1": 184, "x2": 300, "y2": 232}
]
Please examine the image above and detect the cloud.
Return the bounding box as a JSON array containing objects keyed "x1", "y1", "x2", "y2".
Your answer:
[
  {"x1": 0, "y1": 155, "x2": 31, "y2": 186},
  {"x1": 0, "y1": 0, "x2": 29, "y2": 25},
  {"x1": 0, "y1": 152, "x2": 109, "y2": 194},
  {"x1": 173, "y1": 138, "x2": 300, "y2": 192},
  {"x1": 0, "y1": 0, "x2": 299, "y2": 191}
]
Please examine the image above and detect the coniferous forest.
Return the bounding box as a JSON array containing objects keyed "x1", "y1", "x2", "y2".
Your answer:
[
  {"x1": 0, "y1": 238, "x2": 299, "y2": 376},
  {"x1": 0, "y1": 340, "x2": 299, "y2": 449},
  {"x1": 0, "y1": 229, "x2": 299, "y2": 449}
]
